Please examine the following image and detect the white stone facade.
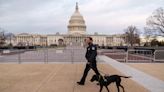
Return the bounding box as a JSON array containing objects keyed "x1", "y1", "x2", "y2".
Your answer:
[
  {"x1": 11, "y1": 33, "x2": 47, "y2": 46},
  {"x1": 47, "y1": 34, "x2": 64, "y2": 46}
]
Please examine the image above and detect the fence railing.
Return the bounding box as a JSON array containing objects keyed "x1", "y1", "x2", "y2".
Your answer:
[
  {"x1": 126, "y1": 50, "x2": 153, "y2": 62},
  {"x1": 101, "y1": 49, "x2": 159, "y2": 63},
  {"x1": 0, "y1": 46, "x2": 87, "y2": 64},
  {"x1": 154, "y1": 50, "x2": 164, "y2": 62},
  {"x1": 100, "y1": 49, "x2": 126, "y2": 62},
  {"x1": 1, "y1": 48, "x2": 164, "y2": 64}
]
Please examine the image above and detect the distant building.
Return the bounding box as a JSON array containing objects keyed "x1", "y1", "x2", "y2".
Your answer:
[
  {"x1": 14, "y1": 33, "x2": 47, "y2": 46},
  {"x1": 47, "y1": 33, "x2": 64, "y2": 46},
  {"x1": 6, "y1": 3, "x2": 127, "y2": 47}
]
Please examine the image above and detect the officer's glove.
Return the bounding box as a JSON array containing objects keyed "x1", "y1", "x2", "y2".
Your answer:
[{"x1": 87, "y1": 62, "x2": 92, "y2": 67}]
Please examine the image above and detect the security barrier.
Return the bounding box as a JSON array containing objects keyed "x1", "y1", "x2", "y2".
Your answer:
[
  {"x1": 154, "y1": 50, "x2": 164, "y2": 62},
  {"x1": 0, "y1": 46, "x2": 86, "y2": 64},
  {"x1": 126, "y1": 50, "x2": 153, "y2": 62}
]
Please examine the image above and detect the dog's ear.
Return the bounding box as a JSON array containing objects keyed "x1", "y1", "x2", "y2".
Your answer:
[
  {"x1": 97, "y1": 75, "x2": 102, "y2": 80},
  {"x1": 90, "y1": 74, "x2": 97, "y2": 82},
  {"x1": 97, "y1": 75, "x2": 100, "y2": 78}
]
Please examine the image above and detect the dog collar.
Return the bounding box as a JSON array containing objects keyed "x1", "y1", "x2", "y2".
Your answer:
[{"x1": 98, "y1": 75, "x2": 101, "y2": 81}]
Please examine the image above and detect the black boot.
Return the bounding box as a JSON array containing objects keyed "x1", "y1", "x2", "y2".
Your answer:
[{"x1": 77, "y1": 81, "x2": 84, "y2": 85}]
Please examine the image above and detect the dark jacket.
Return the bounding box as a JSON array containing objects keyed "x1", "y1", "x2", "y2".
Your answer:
[{"x1": 85, "y1": 43, "x2": 97, "y2": 62}]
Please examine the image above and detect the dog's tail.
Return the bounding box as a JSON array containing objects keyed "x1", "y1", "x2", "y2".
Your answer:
[{"x1": 119, "y1": 76, "x2": 132, "y2": 78}]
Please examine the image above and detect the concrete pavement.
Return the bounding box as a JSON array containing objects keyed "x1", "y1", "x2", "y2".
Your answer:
[{"x1": 0, "y1": 64, "x2": 148, "y2": 92}]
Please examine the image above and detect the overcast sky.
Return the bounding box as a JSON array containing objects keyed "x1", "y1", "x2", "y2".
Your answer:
[{"x1": 0, "y1": 0, "x2": 164, "y2": 35}]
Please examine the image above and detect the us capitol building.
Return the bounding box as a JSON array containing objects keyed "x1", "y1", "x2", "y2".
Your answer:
[{"x1": 6, "y1": 3, "x2": 126, "y2": 47}]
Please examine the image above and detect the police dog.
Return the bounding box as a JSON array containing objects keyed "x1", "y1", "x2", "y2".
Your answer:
[{"x1": 90, "y1": 74, "x2": 131, "y2": 92}]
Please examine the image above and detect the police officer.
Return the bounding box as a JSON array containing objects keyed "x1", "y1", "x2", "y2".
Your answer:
[{"x1": 77, "y1": 37, "x2": 100, "y2": 85}]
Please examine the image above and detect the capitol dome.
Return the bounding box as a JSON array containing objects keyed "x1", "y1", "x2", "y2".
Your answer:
[{"x1": 67, "y1": 3, "x2": 86, "y2": 35}]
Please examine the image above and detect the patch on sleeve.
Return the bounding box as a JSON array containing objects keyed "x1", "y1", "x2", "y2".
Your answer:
[{"x1": 92, "y1": 47, "x2": 95, "y2": 50}]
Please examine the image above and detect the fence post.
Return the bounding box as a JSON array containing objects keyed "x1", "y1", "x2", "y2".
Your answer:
[
  {"x1": 18, "y1": 51, "x2": 21, "y2": 64},
  {"x1": 126, "y1": 50, "x2": 128, "y2": 63},
  {"x1": 71, "y1": 49, "x2": 74, "y2": 64},
  {"x1": 153, "y1": 50, "x2": 156, "y2": 62},
  {"x1": 44, "y1": 47, "x2": 47, "y2": 64},
  {"x1": 46, "y1": 48, "x2": 48, "y2": 64}
]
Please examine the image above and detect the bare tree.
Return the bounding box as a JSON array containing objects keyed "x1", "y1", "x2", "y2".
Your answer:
[
  {"x1": 144, "y1": 27, "x2": 154, "y2": 42},
  {"x1": 124, "y1": 25, "x2": 140, "y2": 46},
  {"x1": 0, "y1": 28, "x2": 11, "y2": 47},
  {"x1": 146, "y1": 7, "x2": 164, "y2": 36},
  {"x1": 0, "y1": 28, "x2": 6, "y2": 46},
  {"x1": 5, "y1": 32, "x2": 15, "y2": 47}
]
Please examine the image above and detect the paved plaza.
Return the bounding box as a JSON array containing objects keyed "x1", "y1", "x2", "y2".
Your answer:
[{"x1": 0, "y1": 64, "x2": 150, "y2": 92}]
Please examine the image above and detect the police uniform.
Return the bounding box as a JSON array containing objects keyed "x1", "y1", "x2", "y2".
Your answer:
[{"x1": 78, "y1": 43, "x2": 100, "y2": 84}]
